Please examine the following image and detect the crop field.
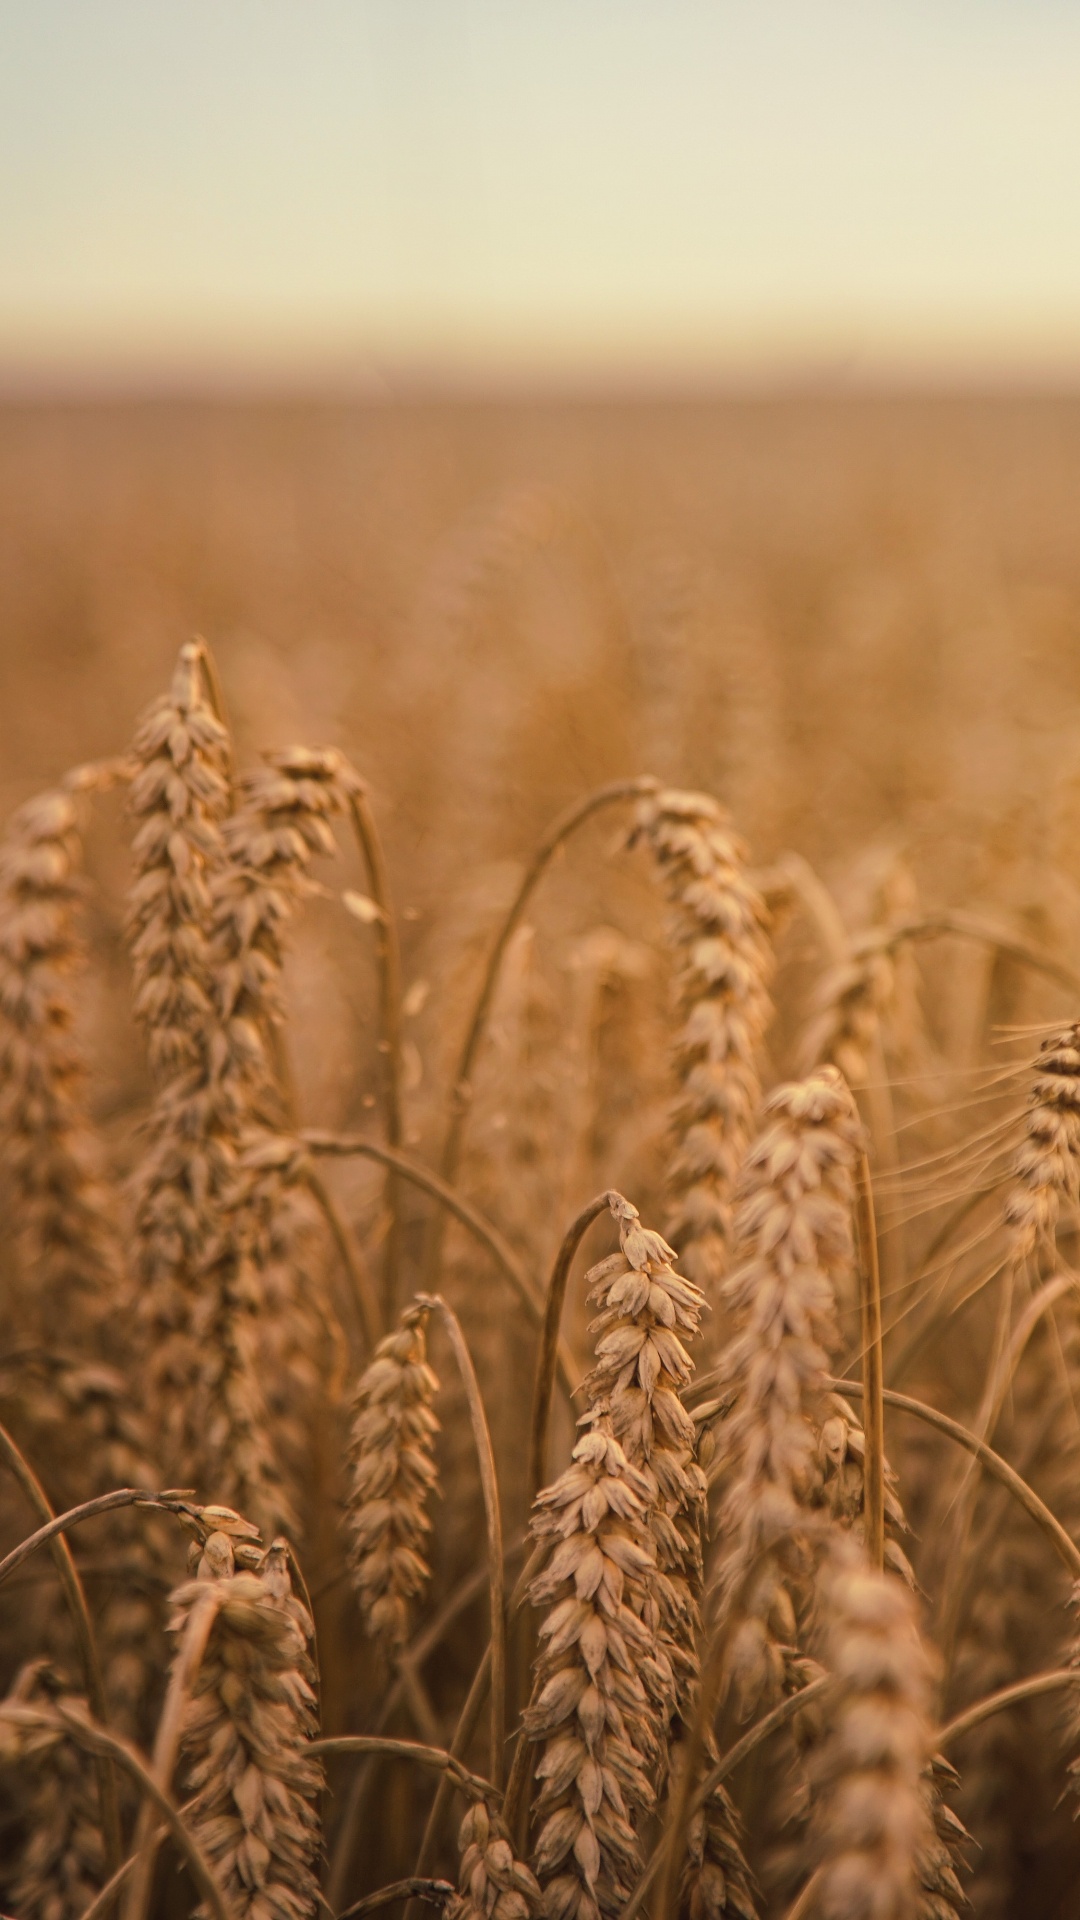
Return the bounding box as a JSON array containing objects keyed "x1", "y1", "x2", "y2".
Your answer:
[{"x1": 1, "y1": 390, "x2": 1080, "y2": 1919}]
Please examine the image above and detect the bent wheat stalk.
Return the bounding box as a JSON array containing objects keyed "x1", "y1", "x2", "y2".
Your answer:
[{"x1": 428, "y1": 776, "x2": 659, "y2": 1280}]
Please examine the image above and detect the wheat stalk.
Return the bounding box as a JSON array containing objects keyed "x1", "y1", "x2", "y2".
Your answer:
[{"x1": 632, "y1": 788, "x2": 773, "y2": 1315}]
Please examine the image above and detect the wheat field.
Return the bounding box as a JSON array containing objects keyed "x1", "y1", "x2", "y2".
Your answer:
[{"x1": 1, "y1": 391, "x2": 1080, "y2": 1919}]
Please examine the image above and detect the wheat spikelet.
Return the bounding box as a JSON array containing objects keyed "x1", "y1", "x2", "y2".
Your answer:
[
  {"x1": 524, "y1": 1419, "x2": 668, "y2": 1920},
  {"x1": 346, "y1": 1300, "x2": 440, "y2": 1652},
  {"x1": 809, "y1": 1536, "x2": 939, "y2": 1920},
  {"x1": 632, "y1": 788, "x2": 773, "y2": 1311},
  {"x1": 448, "y1": 1798, "x2": 542, "y2": 1920},
  {"x1": 171, "y1": 1527, "x2": 323, "y2": 1919},
  {"x1": 583, "y1": 1197, "x2": 756, "y2": 1920}
]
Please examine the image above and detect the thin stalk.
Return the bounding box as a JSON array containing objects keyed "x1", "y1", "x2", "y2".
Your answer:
[
  {"x1": 619, "y1": 1677, "x2": 833, "y2": 1920},
  {"x1": 0, "y1": 1421, "x2": 122, "y2": 1876},
  {"x1": 324, "y1": 1536, "x2": 529, "y2": 1906},
  {"x1": 416, "y1": 1294, "x2": 505, "y2": 1790},
  {"x1": 856, "y1": 1153, "x2": 885, "y2": 1570},
  {"x1": 783, "y1": 1866, "x2": 825, "y2": 1920},
  {"x1": 653, "y1": 1524, "x2": 835, "y2": 1920},
  {"x1": 938, "y1": 1668, "x2": 1080, "y2": 1748},
  {"x1": 7, "y1": 1703, "x2": 229, "y2": 1920},
  {"x1": 301, "y1": 1131, "x2": 576, "y2": 1401},
  {"x1": 304, "y1": 1161, "x2": 383, "y2": 1351},
  {"x1": 429, "y1": 776, "x2": 659, "y2": 1274},
  {"x1": 826, "y1": 1378, "x2": 1080, "y2": 1578},
  {"x1": 0, "y1": 1490, "x2": 211, "y2": 1589},
  {"x1": 527, "y1": 1190, "x2": 618, "y2": 1504},
  {"x1": 348, "y1": 789, "x2": 405, "y2": 1320},
  {"x1": 339, "y1": 1880, "x2": 457, "y2": 1920},
  {"x1": 123, "y1": 1584, "x2": 224, "y2": 1920},
  {"x1": 407, "y1": 1545, "x2": 545, "y2": 1910},
  {"x1": 312, "y1": 1734, "x2": 494, "y2": 1803}
]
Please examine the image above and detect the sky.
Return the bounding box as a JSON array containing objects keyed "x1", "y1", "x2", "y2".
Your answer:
[{"x1": 2, "y1": 0, "x2": 1079, "y2": 389}]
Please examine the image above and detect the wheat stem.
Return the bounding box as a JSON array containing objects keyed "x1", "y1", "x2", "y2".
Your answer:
[
  {"x1": 0, "y1": 1421, "x2": 121, "y2": 1878},
  {"x1": 301, "y1": 1132, "x2": 576, "y2": 1398},
  {"x1": 347, "y1": 788, "x2": 405, "y2": 1316},
  {"x1": 0, "y1": 1702, "x2": 229, "y2": 1920},
  {"x1": 428, "y1": 776, "x2": 659, "y2": 1283},
  {"x1": 416, "y1": 1293, "x2": 506, "y2": 1789},
  {"x1": 526, "y1": 1189, "x2": 618, "y2": 1504},
  {"x1": 856, "y1": 1153, "x2": 886, "y2": 1571},
  {"x1": 339, "y1": 1879, "x2": 457, "y2": 1919},
  {"x1": 824, "y1": 1378, "x2": 1080, "y2": 1576}
]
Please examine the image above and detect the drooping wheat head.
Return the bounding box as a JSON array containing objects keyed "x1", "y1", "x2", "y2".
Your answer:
[
  {"x1": 171, "y1": 1527, "x2": 323, "y2": 1919},
  {"x1": 632, "y1": 788, "x2": 773, "y2": 1314},
  {"x1": 346, "y1": 1300, "x2": 440, "y2": 1653}
]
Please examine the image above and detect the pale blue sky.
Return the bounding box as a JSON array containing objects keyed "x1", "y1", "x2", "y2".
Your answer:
[{"x1": 2, "y1": 0, "x2": 1079, "y2": 385}]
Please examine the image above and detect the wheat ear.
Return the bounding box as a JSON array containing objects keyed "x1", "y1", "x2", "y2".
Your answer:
[
  {"x1": 708, "y1": 1067, "x2": 865, "y2": 1717},
  {"x1": 346, "y1": 1301, "x2": 440, "y2": 1653},
  {"x1": 523, "y1": 1416, "x2": 670, "y2": 1920},
  {"x1": 171, "y1": 1527, "x2": 323, "y2": 1919},
  {"x1": 809, "y1": 1535, "x2": 939, "y2": 1920},
  {"x1": 127, "y1": 641, "x2": 293, "y2": 1536},
  {"x1": 583, "y1": 1196, "x2": 756, "y2": 1920},
  {"x1": 447, "y1": 1798, "x2": 541, "y2": 1920},
  {"x1": 633, "y1": 788, "x2": 773, "y2": 1318}
]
